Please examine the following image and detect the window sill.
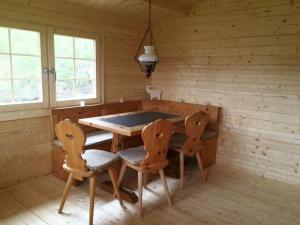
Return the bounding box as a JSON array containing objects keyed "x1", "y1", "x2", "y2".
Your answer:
[{"x1": 0, "y1": 108, "x2": 50, "y2": 122}]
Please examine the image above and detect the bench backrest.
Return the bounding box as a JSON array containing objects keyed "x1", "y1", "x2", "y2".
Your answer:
[
  {"x1": 51, "y1": 100, "x2": 221, "y2": 139},
  {"x1": 51, "y1": 101, "x2": 142, "y2": 138},
  {"x1": 51, "y1": 105, "x2": 102, "y2": 136},
  {"x1": 101, "y1": 101, "x2": 142, "y2": 115}
]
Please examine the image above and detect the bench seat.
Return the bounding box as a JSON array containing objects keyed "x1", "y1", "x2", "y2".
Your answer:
[{"x1": 54, "y1": 130, "x2": 113, "y2": 148}]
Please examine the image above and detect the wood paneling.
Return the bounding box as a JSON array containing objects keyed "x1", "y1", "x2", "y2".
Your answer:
[
  {"x1": 152, "y1": 0, "x2": 300, "y2": 184},
  {"x1": 60, "y1": 0, "x2": 199, "y2": 22},
  {"x1": 0, "y1": 0, "x2": 147, "y2": 188},
  {"x1": 0, "y1": 117, "x2": 53, "y2": 188}
]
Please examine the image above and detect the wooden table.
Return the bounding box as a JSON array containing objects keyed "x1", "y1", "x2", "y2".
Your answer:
[{"x1": 78, "y1": 110, "x2": 184, "y2": 203}]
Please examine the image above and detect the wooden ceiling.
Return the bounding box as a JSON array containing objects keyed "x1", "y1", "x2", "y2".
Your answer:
[{"x1": 63, "y1": 0, "x2": 199, "y2": 23}]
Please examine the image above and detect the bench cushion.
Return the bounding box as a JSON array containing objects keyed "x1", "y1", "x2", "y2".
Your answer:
[
  {"x1": 169, "y1": 133, "x2": 187, "y2": 149},
  {"x1": 117, "y1": 146, "x2": 147, "y2": 165},
  {"x1": 169, "y1": 131, "x2": 217, "y2": 149},
  {"x1": 82, "y1": 150, "x2": 120, "y2": 172},
  {"x1": 54, "y1": 130, "x2": 113, "y2": 148}
]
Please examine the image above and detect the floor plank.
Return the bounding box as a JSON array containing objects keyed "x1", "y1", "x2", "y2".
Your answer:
[{"x1": 0, "y1": 162, "x2": 299, "y2": 225}]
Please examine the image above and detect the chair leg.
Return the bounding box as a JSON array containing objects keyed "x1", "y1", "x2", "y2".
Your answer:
[
  {"x1": 196, "y1": 152, "x2": 207, "y2": 182},
  {"x1": 89, "y1": 176, "x2": 96, "y2": 225},
  {"x1": 108, "y1": 167, "x2": 124, "y2": 207},
  {"x1": 179, "y1": 152, "x2": 185, "y2": 189},
  {"x1": 159, "y1": 169, "x2": 172, "y2": 207},
  {"x1": 117, "y1": 162, "x2": 127, "y2": 189},
  {"x1": 143, "y1": 173, "x2": 148, "y2": 188},
  {"x1": 137, "y1": 170, "x2": 143, "y2": 217},
  {"x1": 58, "y1": 173, "x2": 74, "y2": 213}
]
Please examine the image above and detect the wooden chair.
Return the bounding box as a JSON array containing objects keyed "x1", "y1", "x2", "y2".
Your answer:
[
  {"x1": 55, "y1": 119, "x2": 123, "y2": 225},
  {"x1": 169, "y1": 111, "x2": 209, "y2": 189},
  {"x1": 116, "y1": 119, "x2": 173, "y2": 217}
]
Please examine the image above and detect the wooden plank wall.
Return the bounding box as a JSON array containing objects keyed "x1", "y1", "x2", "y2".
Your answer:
[
  {"x1": 0, "y1": 0, "x2": 147, "y2": 188},
  {"x1": 0, "y1": 117, "x2": 53, "y2": 188},
  {"x1": 152, "y1": 0, "x2": 300, "y2": 184}
]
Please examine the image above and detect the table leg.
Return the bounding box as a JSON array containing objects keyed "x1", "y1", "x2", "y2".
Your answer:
[
  {"x1": 112, "y1": 132, "x2": 124, "y2": 153},
  {"x1": 101, "y1": 132, "x2": 138, "y2": 204}
]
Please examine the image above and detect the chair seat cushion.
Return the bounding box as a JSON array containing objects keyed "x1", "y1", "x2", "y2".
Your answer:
[
  {"x1": 117, "y1": 146, "x2": 147, "y2": 165},
  {"x1": 54, "y1": 130, "x2": 113, "y2": 148},
  {"x1": 82, "y1": 150, "x2": 120, "y2": 172},
  {"x1": 169, "y1": 131, "x2": 217, "y2": 149}
]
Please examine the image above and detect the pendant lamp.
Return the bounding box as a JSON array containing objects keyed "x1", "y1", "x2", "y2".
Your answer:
[{"x1": 135, "y1": 0, "x2": 159, "y2": 79}]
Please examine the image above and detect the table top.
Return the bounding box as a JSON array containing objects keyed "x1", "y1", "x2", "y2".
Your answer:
[{"x1": 78, "y1": 111, "x2": 184, "y2": 136}]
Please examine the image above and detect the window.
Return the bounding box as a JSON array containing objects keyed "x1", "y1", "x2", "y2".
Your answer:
[
  {"x1": 48, "y1": 29, "x2": 101, "y2": 107},
  {"x1": 54, "y1": 35, "x2": 97, "y2": 101},
  {"x1": 0, "y1": 27, "x2": 44, "y2": 106},
  {"x1": 0, "y1": 24, "x2": 102, "y2": 113}
]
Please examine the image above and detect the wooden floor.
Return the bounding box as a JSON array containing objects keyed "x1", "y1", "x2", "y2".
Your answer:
[{"x1": 1, "y1": 161, "x2": 300, "y2": 225}]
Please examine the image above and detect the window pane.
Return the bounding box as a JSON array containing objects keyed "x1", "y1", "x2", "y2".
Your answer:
[
  {"x1": 13, "y1": 80, "x2": 42, "y2": 103},
  {"x1": 54, "y1": 35, "x2": 73, "y2": 58},
  {"x1": 55, "y1": 58, "x2": 74, "y2": 80},
  {"x1": 53, "y1": 34, "x2": 97, "y2": 103},
  {"x1": 0, "y1": 80, "x2": 12, "y2": 104},
  {"x1": 56, "y1": 80, "x2": 74, "y2": 100},
  {"x1": 75, "y1": 60, "x2": 96, "y2": 79},
  {"x1": 11, "y1": 28, "x2": 40, "y2": 55},
  {"x1": 12, "y1": 55, "x2": 41, "y2": 79},
  {"x1": 0, "y1": 27, "x2": 9, "y2": 53},
  {"x1": 0, "y1": 26, "x2": 44, "y2": 107},
  {"x1": 0, "y1": 55, "x2": 11, "y2": 79},
  {"x1": 75, "y1": 38, "x2": 95, "y2": 59},
  {"x1": 75, "y1": 80, "x2": 95, "y2": 99}
]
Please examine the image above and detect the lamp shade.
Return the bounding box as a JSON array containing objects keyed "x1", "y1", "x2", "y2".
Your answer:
[
  {"x1": 138, "y1": 46, "x2": 158, "y2": 63},
  {"x1": 137, "y1": 46, "x2": 159, "y2": 78}
]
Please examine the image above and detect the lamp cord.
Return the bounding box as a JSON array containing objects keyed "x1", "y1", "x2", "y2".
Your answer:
[{"x1": 148, "y1": 0, "x2": 151, "y2": 27}]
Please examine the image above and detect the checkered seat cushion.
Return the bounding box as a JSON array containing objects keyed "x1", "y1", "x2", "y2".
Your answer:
[
  {"x1": 169, "y1": 131, "x2": 217, "y2": 149},
  {"x1": 117, "y1": 146, "x2": 147, "y2": 165},
  {"x1": 81, "y1": 150, "x2": 120, "y2": 172}
]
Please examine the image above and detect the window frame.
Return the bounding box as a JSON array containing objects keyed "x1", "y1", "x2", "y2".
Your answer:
[
  {"x1": 47, "y1": 27, "x2": 103, "y2": 108},
  {"x1": 0, "y1": 20, "x2": 49, "y2": 112}
]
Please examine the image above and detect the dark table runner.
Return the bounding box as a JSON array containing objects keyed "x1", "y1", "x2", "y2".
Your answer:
[{"x1": 100, "y1": 111, "x2": 179, "y2": 127}]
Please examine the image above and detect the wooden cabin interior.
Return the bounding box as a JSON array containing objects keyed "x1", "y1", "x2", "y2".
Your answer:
[{"x1": 0, "y1": 0, "x2": 299, "y2": 224}]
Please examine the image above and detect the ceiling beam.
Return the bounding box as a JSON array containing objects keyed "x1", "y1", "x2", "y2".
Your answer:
[{"x1": 141, "y1": 0, "x2": 189, "y2": 16}]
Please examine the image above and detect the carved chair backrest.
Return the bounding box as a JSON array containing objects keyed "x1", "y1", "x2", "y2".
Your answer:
[
  {"x1": 183, "y1": 111, "x2": 209, "y2": 155},
  {"x1": 55, "y1": 119, "x2": 87, "y2": 173},
  {"x1": 141, "y1": 119, "x2": 173, "y2": 168}
]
